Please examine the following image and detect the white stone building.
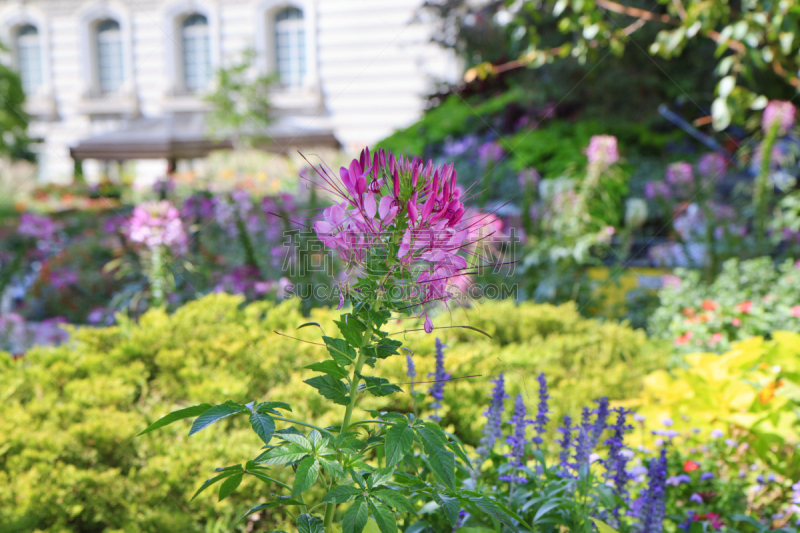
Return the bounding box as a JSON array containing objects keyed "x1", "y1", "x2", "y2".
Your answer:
[{"x1": 0, "y1": 0, "x2": 458, "y2": 182}]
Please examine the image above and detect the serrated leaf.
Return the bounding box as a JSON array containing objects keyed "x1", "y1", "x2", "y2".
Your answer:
[
  {"x1": 433, "y1": 493, "x2": 460, "y2": 525},
  {"x1": 297, "y1": 513, "x2": 324, "y2": 533},
  {"x1": 319, "y1": 457, "x2": 345, "y2": 479},
  {"x1": 250, "y1": 411, "x2": 276, "y2": 445},
  {"x1": 471, "y1": 496, "x2": 520, "y2": 533},
  {"x1": 138, "y1": 403, "x2": 213, "y2": 436},
  {"x1": 256, "y1": 444, "x2": 309, "y2": 465},
  {"x1": 189, "y1": 401, "x2": 246, "y2": 436},
  {"x1": 257, "y1": 401, "x2": 292, "y2": 414},
  {"x1": 323, "y1": 336, "x2": 357, "y2": 365},
  {"x1": 239, "y1": 501, "x2": 280, "y2": 521},
  {"x1": 191, "y1": 469, "x2": 240, "y2": 501},
  {"x1": 292, "y1": 456, "x2": 320, "y2": 496},
  {"x1": 424, "y1": 446, "x2": 456, "y2": 491},
  {"x1": 335, "y1": 315, "x2": 367, "y2": 347},
  {"x1": 373, "y1": 489, "x2": 416, "y2": 516},
  {"x1": 385, "y1": 423, "x2": 414, "y2": 467},
  {"x1": 368, "y1": 467, "x2": 394, "y2": 489},
  {"x1": 218, "y1": 473, "x2": 243, "y2": 501},
  {"x1": 305, "y1": 360, "x2": 350, "y2": 380},
  {"x1": 360, "y1": 375, "x2": 402, "y2": 397},
  {"x1": 305, "y1": 375, "x2": 350, "y2": 405},
  {"x1": 343, "y1": 499, "x2": 369, "y2": 533},
  {"x1": 374, "y1": 338, "x2": 402, "y2": 359},
  {"x1": 322, "y1": 485, "x2": 362, "y2": 503},
  {"x1": 278, "y1": 432, "x2": 312, "y2": 449},
  {"x1": 369, "y1": 500, "x2": 398, "y2": 533}
]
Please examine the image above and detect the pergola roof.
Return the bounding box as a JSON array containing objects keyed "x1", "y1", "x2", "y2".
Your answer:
[{"x1": 69, "y1": 113, "x2": 339, "y2": 161}]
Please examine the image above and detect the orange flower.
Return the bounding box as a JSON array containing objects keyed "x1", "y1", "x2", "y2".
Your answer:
[
  {"x1": 700, "y1": 313, "x2": 709, "y2": 323},
  {"x1": 758, "y1": 380, "x2": 784, "y2": 405},
  {"x1": 682, "y1": 307, "x2": 696, "y2": 318},
  {"x1": 683, "y1": 460, "x2": 700, "y2": 472},
  {"x1": 701, "y1": 300, "x2": 717, "y2": 311}
]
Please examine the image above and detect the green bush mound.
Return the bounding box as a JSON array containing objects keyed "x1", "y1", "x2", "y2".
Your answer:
[{"x1": 0, "y1": 294, "x2": 668, "y2": 532}]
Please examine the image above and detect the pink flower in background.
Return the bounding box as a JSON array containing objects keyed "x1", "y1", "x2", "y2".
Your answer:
[
  {"x1": 517, "y1": 168, "x2": 540, "y2": 189},
  {"x1": 736, "y1": 300, "x2": 752, "y2": 314},
  {"x1": 586, "y1": 135, "x2": 619, "y2": 168},
  {"x1": 645, "y1": 180, "x2": 671, "y2": 199},
  {"x1": 762, "y1": 100, "x2": 796, "y2": 134},
  {"x1": 18, "y1": 213, "x2": 58, "y2": 249},
  {"x1": 477, "y1": 141, "x2": 504, "y2": 164},
  {"x1": 49, "y1": 268, "x2": 79, "y2": 289},
  {"x1": 661, "y1": 274, "x2": 682, "y2": 288},
  {"x1": 128, "y1": 200, "x2": 187, "y2": 254},
  {"x1": 792, "y1": 305, "x2": 800, "y2": 317},
  {"x1": 666, "y1": 162, "x2": 694, "y2": 189},
  {"x1": 711, "y1": 332, "x2": 723, "y2": 344},
  {"x1": 675, "y1": 332, "x2": 693, "y2": 345},
  {"x1": 103, "y1": 214, "x2": 129, "y2": 235},
  {"x1": 732, "y1": 318, "x2": 742, "y2": 327},
  {"x1": 697, "y1": 153, "x2": 728, "y2": 179}
]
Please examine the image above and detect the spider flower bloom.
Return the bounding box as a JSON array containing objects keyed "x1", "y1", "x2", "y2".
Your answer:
[
  {"x1": 18, "y1": 213, "x2": 58, "y2": 250},
  {"x1": 697, "y1": 153, "x2": 728, "y2": 180},
  {"x1": 666, "y1": 162, "x2": 694, "y2": 189},
  {"x1": 310, "y1": 147, "x2": 484, "y2": 308},
  {"x1": 128, "y1": 200, "x2": 187, "y2": 254},
  {"x1": 586, "y1": 135, "x2": 619, "y2": 169},
  {"x1": 762, "y1": 100, "x2": 796, "y2": 134}
]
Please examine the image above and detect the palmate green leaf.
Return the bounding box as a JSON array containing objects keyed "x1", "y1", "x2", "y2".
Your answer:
[
  {"x1": 250, "y1": 411, "x2": 276, "y2": 445},
  {"x1": 292, "y1": 456, "x2": 320, "y2": 497},
  {"x1": 218, "y1": 473, "x2": 243, "y2": 501},
  {"x1": 305, "y1": 375, "x2": 350, "y2": 405},
  {"x1": 367, "y1": 467, "x2": 394, "y2": 489},
  {"x1": 305, "y1": 360, "x2": 349, "y2": 380},
  {"x1": 334, "y1": 316, "x2": 366, "y2": 347},
  {"x1": 297, "y1": 513, "x2": 325, "y2": 533},
  {"x1": 322, "y1": 484, "x2": 362, "y2": 503},
  {"x1": 256, "y1": 444, "x2": 309, "y2": 465},
  {"x1": 191, "y1": 467, "x2": 242, "y2": 501},
  {"x1": 433, "y1": 492, "x2": 460, "y2": 526},
  {"x1": 257, "y1": 401, "x2": 292, "y2": 415},
  {"x1": 138, "y1": 403, "x2": 213, "y2": 436},
  {"x1": 343, "y1": 499, "x2": 369, "y2": 533},
  {"x1": 360, "y1": 375, "x2": 402, "y2": 397},
  {"x1": 318, "y1": 457, "x2": 345, "y2": 479},
  {"x1": 470, "y1": 496, "x2": 521, "y2": 533},
  {"x1": 189, "y1": 401, "x2": 247, "y2": 436},
  {"x1": 384, "y1": 423, "x2": 414, "y2": 467},
  {"x1": 369, "y1": 500, "x2": 398, "y2": 533},
  {"x1": 373, "y1": 489, "x2": 416, "y2": 516},
  {"x1": 322, "y1": 336, "x2": 357, "y2": 365}
]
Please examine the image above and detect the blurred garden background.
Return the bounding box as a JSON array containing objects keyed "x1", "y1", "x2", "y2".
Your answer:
[{"x1": 1, "y1": 0, "x2": 800, "y2": 532}]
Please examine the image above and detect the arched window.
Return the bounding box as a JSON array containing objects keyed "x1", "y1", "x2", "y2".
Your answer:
[
  {"x1": 275, "y1": 7, "x2": 305, "y2": 88},
  {"x1": 182, "y1": 13, "x2": 211, "y2": 93},
  {"x1": 16, "y1": 24, "x2": 42, "y2": 95},
  {"x1": 96, "y1": 19, "x2": 123, "y2": 94}
]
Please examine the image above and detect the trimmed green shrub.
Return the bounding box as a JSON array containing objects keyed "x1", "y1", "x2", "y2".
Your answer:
[{"x1": 0, "y1": 294, "x2": 668, "y2": 532}]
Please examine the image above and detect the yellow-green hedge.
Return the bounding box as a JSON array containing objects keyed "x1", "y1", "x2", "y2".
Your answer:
[{"x1": 0, "y1": 294, "x2": 668, "y2": 532}]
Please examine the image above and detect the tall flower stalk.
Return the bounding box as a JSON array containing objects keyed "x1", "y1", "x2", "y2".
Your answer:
[{"x1": 137, "y1": 147, "x2": 514, "y2": 533}]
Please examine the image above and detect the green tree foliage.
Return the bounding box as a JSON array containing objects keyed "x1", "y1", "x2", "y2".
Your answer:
[
  {"x1": 205, "y1": 50, "x2": 276, "y2": 148},
  {"x1": 0, "y1": 47, "x2": 33, "y2": 161}
]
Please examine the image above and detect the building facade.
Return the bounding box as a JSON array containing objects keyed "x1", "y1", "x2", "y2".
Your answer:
[{"x1": 0, "y1": 0, "x2": 458, "y2": 181}]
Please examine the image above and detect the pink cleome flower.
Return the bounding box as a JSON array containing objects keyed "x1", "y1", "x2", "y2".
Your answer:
[
  {"x1": 128, "y1": 200, "x2": 187, "y2": 254},
  {"x1": 586, "y1": 135, "x2": 619, "y2": 169},
  {"x1": 311, "y1": 147, "x2": 488, "y2": 308},
  {"x1": 762, "y1": 100, "x2": 796, "y2": 134}
]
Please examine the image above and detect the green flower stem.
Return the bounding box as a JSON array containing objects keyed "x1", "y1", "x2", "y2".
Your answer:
[
  {"x1": 323, "y1": 308, "x2": 378, "y2": 528},
  {"x1": 150, "y1": 245, "x2": 165, "y2": 308}
]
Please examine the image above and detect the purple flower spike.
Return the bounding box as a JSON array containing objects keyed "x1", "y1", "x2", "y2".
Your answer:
[
  {"x1": 427, "y1": 338, "x2": 450, "y2": 421},
  {"x1": 499, "y1": 393, "x2": 532, "y2": 484},
  {"x1": 532, "y1": 373, "x2": 550, "y2": 446}
]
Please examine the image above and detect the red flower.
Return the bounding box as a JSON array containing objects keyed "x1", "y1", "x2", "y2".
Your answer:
[
  {"x1": 736, "y1": 300, "x2": 752, "y2": 313},
  {"x1": 683, "y1": 460, "x2": 700, "y2": 472},
  {"x1": 675, "y1": 332, "x2": 694, "y2": 346},
  {"x1": 701, "y1": 300, "x2": 717, "y2": 311}
]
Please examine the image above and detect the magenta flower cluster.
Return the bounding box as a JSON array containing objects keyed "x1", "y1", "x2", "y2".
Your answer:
[{"x1": 128, "y1": 200, "x2": 188, "y2": 254}]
